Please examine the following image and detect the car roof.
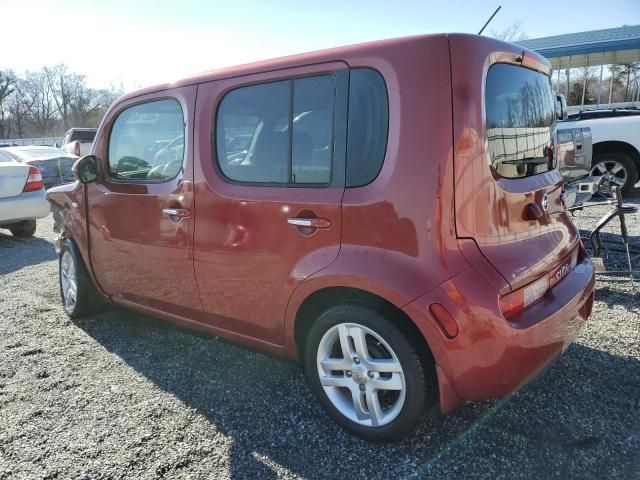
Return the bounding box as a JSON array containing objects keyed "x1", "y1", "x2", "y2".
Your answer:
[
  {"x1": 116, "y1": 33, "x2": 457, "y2": 103},
  {"x1": 1, "y1": 146, "x2": 78, "y2": 160}
]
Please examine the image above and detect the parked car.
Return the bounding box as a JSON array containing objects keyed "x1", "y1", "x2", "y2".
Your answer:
[
  {"x1": 555, "y1": 99, "x2": 640, "y2": 194},
  {"x1": 1, "y1": 146, "x2": 78, "y2": 189},
  {"x1": 57, "y1": 128, "x2": 97, "y2": 157},
  {"x1": 47, "y1": 34, "x2": 595, "y2": 442},
  {"x1": 0, "y1": 150, "x2": 49, "y2": 237},
  {"x1": 552, "y1": 119, "x2": 599, "y2": 208}
]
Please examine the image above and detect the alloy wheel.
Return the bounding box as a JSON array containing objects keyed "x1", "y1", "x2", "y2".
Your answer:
[
  {"x1": 316, "y1": 322, "x2": 406, "y2": 427},
  {"x1": 591, "y1": 160, "x2": 628, "y2": 192},
  {"x1": 60, "y1": 250, "x2": 78, "y2": 314}
]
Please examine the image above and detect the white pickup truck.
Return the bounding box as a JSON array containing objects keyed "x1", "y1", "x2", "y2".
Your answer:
[
  {"x1": 556, "y1": 104, "x2": 640, "y2": 195},
  {"x1": 57, "y1": 128, "x2": 97, "y2": 157}
]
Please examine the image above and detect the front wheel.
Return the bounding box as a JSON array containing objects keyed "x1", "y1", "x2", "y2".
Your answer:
[
  {"x1": 305, "y1": 304, "x2": 436, "y2": 442},
  {"x1": 59, "y1": 239, "x2": 104, "y2": 318},
  {"x1": 591, "y1": 152, "x2": 638, "y2": 195}
]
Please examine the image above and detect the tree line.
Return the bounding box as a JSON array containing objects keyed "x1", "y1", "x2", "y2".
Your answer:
[
  {"x1": 554, "y1": 63, "x2": 640, "y2": 106},
  {"x1": 0, "y1": 65, "x2": 123, "y2": 140}
]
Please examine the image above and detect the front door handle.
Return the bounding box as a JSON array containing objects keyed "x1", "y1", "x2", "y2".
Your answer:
[
  {"x1": 162, "y1": 208, "x2": 191, "y2": 219},
  {"x1": 287, "y1": 217, "x2": 331, "y2": 229}
]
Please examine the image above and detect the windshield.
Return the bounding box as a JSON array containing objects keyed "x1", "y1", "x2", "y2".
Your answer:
[{"x1": 485, "y1": 64, "x2": 556, "y2": 179}]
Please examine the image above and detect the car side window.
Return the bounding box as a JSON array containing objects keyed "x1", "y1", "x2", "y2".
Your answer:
[
  {"x1": 346, "y1": 68, "x2": 389, "y2": 187},
  {"x1": 108, "y1": 99, "x2": 185, "y2": 183},
  {"x1": 217, "y1": 81, "x2": 290, "y2": 183},
  {"x1": 291, "y1": 76, "x2": 334, "y2": 184},
  {"x1": 215, "y1": 74, "x2": 335, "y2": 186}
]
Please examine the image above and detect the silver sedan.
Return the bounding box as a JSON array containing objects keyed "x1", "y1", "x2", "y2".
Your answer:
[{"x1": 0, "y1": 150, "x2": 50, "y2": 237}]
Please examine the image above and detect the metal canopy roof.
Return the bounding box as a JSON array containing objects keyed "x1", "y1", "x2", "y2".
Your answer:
[{"x1": 518, "y1": 25, "x2": 640, "y2": 68}]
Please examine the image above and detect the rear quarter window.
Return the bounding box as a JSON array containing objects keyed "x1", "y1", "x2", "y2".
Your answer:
[
  {"x1": 485, "y1": 64, "x2": 556, "y2": 179},
  {"x1": 346, "y1": 68, "x2": 388, "y2": 187}
]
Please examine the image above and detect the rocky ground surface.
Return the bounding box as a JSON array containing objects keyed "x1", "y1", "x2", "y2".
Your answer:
[{"x1": 0, "y1": 192, "x2": 638, "y2": 479}]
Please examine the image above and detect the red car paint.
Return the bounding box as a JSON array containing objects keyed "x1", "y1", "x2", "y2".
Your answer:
[{"x1": 47, "y1": 33, "x2": 595, "y2": 412}]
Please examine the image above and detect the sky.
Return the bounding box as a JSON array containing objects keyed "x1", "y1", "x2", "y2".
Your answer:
[{"x1": 2, "y1": 0, "x2": 639, "y2": 92}]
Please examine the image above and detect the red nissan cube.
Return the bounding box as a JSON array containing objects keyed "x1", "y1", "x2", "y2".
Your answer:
[{"x1": 47, "y1": 33, "x2": 595, "y2": 442}]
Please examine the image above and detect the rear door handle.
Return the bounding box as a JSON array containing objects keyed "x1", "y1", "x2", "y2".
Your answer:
[
  {"x1": 287, "y1": 217, "x2": 331, "y2": 229},
  {"x1": 162, "y1": 208, "x2": 191, "y2": 219}
]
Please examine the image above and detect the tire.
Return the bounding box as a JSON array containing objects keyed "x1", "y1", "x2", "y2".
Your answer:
[
  {"x1": 591, "y1": 152, "x2": 639, "y2": 196},
  {"x1": 9, "y1": 220, "x2": 37, "y2": 237},
  {"x1": 304, "y1": 304, "x2": 436, "y2": 442},
  {"x1": 59, "y1": 239, "x2": 105, "y2": 318}
]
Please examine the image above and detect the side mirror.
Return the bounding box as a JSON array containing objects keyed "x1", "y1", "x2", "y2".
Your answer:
[
  {"x1": 53, "y1": 142, "x2": 60, "y2": 148},
  {"x1": 73, "y1": 155, "x2": 100, "y2": 184}
]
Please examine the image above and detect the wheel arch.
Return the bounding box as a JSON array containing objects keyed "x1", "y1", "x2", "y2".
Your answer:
[
  {"x1": 294, "y1": 287, "x2": 418, "y2": 353},
  {"x1": 593, "y1": 140, "x2": 640, "y2": 170},
  {"x1": 289, "y1": 283, "x2": 440, "y2": 394}
]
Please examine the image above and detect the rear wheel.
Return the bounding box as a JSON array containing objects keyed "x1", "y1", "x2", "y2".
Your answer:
[
  {"x1": 9, "y1": 220, "x2": 37, "y2": 237},
  {"x1": 59, "y1": 239, "x2": 104, "y2": 318},
  {"x1": 591, "y1": 152, "x2": 638, "y2": 195},
  {"x1": 304, "y1": 304, "x2": 435, "y2": 442}
]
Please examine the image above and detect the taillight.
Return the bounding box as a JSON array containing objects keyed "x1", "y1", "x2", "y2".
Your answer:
[
  {"x1": 499, "y1": 275, "x2": 549, "y2": 320},
  {"x1": 22, "y1": 166, "x2": 44, "y2": 192},
  {"x1": 74, "y1": 141, "x2": 81, "y2": 157}
]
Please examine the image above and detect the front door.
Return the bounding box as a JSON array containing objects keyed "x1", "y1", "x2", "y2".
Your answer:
[
  {"x1": 193, "y1": 64, "x2": 348, "y2": 345},
  {"x1": 87, "y1": 86, "x2": 202, "y2": 315}
]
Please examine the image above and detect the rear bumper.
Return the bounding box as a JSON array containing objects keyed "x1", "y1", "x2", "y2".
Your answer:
[
  {"x1": 404, "y1": 256, "x2": 595, "y2": 413},
  {"x1": 0, "y1": 189, "x2": 50, "y2": 225}
]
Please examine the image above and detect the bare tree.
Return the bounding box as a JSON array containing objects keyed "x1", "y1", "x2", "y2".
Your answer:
[
  {"x1": 567, "y1": 66, "x2": 599, "y2": 106},
  {"x1": 0, "y1": 71, "x2": 15, "y2": 138},
  {"x1": 21, "y1": 70, "x2": 58, "y2": 136},
  {"x1": 8, "y1": 82, "x2": 29, "y2": 138},
  {"x1": 45, "y1": 64, "x2": 77, "y2": 130},
  {"x1": 490, "y1": 20, "x2": 529, "y2": 42},
  {"x1": 69, "y1": 82, "x2": 106, "y2": 126},
  {"x1": 0, "y1": 64, "x2": 123, "y2": 139},
  {"x1": 619, "y1": 62, "x2": 640, "y2": 102}
]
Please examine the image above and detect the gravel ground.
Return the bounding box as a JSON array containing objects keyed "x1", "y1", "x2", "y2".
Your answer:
[{"x1": 0, "y1": 191, "x2": 639, "y2": 479}]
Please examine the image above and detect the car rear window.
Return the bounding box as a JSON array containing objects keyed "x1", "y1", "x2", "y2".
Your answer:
[
  {"x1": 485, "y1": 64, "x2": 556, "y2": 179},
  {"x1": 28, "y1": 158, "x2": 74, "y2": 177},
  {"x1": 70, "y1": 130, "x2": 96, "y2": 143},
  {"x1": 0, "y1": 151, "x2": 13, "y2": 162}
]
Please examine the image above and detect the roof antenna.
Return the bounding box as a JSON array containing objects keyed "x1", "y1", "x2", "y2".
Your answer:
[{"x1": 478, "y1": 5, "x2": 502, "y2": 35}]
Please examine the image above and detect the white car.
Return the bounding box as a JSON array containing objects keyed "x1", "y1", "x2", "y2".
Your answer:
[
  {"x1": 556, "y1": 103, "x2": 640, "y2": 194},
  {"x1": 0, "y1": 150, "x2": 50, "y2": 237},
  {"x1": 57, "y1": 128, "x2": 97, "y2": 157}
]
